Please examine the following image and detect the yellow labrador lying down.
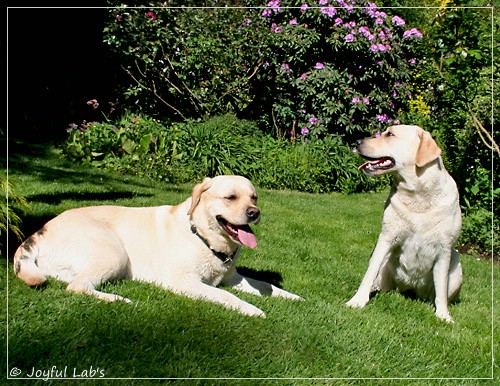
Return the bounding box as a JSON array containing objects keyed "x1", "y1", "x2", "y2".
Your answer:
[
  {"x1": 14, "y1": 175, "x2": 302, "y2": 318},
  {"x1": 346, "y1": 125, "x2": 462, "y2": 323}
]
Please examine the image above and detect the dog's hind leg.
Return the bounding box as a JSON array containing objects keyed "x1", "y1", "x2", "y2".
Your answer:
[
  {"x1": 65, "y1": 239, "x2": 132, "y2": 303},
  {"x1": 447, "y1": 249, "x2": 462, "y2": 303},
  {"x1": 66, "y1": 272, "x2": 132, "y2": 303}
]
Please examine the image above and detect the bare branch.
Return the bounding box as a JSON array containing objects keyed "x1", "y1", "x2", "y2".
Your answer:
[
  {"x1": 467, "y1": 103, "x2": 499, "y2": 157},
  {"x1": 121, "y1": 64, "x2": 187, "y2": 120}
]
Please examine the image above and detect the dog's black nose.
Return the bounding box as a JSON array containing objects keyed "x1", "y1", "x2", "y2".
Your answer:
[{"x1": 246, "y1": 207, "x2": 260, "y2": 221}]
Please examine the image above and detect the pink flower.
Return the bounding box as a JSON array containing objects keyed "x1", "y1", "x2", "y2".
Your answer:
[
  {"x1": 359, "y1": 26, "x2": 370, "y2": 36},
  {"x1": 300, "y1": 3, "x2": 309, "y2": 12},
  {"x1": 334, "y1": 17, "x2": 343, "y2": 26},
  {"x1": 314, "y1": 62, "x2": 325, "y2": 69},
  {"x1": 352, "y1": 97, "x2": 360, "y2": 104},
  {"x1": 267, "y1": 0, "x2": 281, "y2": 12},
  {"x1": 289, "y1": 18, "x2": 298, "y2": 25},
  {"x1": 271, "y1": 23, "x2": 282, "y2": 33},
  {"x1": 376, "y1": 114, "x2": 391, "y2": 123},
  {"x1": 403, "y1": 28, "x2": 423, "y2": 39},
  {"x1": 345, "y1": 34, "x2": 354, "y2": 42},
  {"x1": 145, "y1": 11, "x2": 156, "y2": 20},
  {"x1": 391, "y1": 15, "x2": 405, "y2": 26},
  {"x1": 262, "y1": 9, "x2": 272, "y2": 17},
  {"x1": 309, "y1": 117, "x2": 320, "y2": 125},
  {"x1": 86, "y1": 99, "x2": 99, "y2": 109},
  {"x1": 300, "y1": 73, "x2": 309, "y2": 79},
  {"x1": 320, "y1": 5, "x2": 337, "y2": 17},
  {"x1": 363, "y1": 97, "x2": 370, "y2": 105},
  {"x1": 301, "y1": 127, "x2": 310, "y2": 135}
]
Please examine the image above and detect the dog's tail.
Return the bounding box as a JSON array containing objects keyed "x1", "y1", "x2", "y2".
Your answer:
[{"x1": 13, "y1": 233, "x2": 47, "y2": 287}]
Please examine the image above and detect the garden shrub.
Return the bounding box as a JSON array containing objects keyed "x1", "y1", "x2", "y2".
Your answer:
[
  {"x1": 103, "y1": 0, "x2": 423, "y2": 141},
  {"x1": 63, "y1": 113, "x2": 388, "y2": 193},
  {"x1": 103, "y1": 1, "x2": 273, "y2": 121}
]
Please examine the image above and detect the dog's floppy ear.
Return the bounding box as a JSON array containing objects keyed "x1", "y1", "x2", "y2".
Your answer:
[
  {"x1": 188, "y1": 177, "x2": 213, "y2": 217},
  {"x1": 416, "y1": 128, "x2": 441, "y2": 167}
]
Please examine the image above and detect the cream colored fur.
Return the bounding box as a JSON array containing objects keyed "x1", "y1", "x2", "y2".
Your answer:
[
  {"x1": 346, "y1": 125, "x2": 462, "y2": 323},
  {"x1": 14, "y1": 175, "x2": 302, "y2": 318}
]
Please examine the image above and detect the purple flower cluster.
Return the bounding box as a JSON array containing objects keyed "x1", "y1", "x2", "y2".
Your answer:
[
  {"x1": 87, "y1": 99, "x2": 99, "y2": 109},
  {"x1": 262, "y1": 0, "x2": 281, "y2": 17},
  {"x1": 403, "y1": 28, "x2": 423, "y2": 39},
  {"x1": 309, "y1": 116, "x2": 320, "y2": 125},
  {"x1": 391, "y1": 16, "x2": 405, "y2": 27},
  {"x1": 280, "y1": 63, "x2": 291, "y2": 74},
  {"x1": 376, "y1": 114, "x2": 400, "y2": 124},
  {"x1": 320, "y1": 5, "x2": 337, "y2": 18},
  {"x1": 352, "y1": 96, "x2": 370, "y2": 105},
  {"x1": 376, "y1": 113, "x2": 391, "y2": 123},
  {"x1": 358, "y1": 26, "x2": 375, "y2": 41},
  {"x1": 271, "y1": 23, "x2": 282, "y2": 33}
]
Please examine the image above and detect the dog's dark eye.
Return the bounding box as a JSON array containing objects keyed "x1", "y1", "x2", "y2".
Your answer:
[
  {"x1": 251, "y1": 195, "x2": 258, "y2": 202},
  {"x1": 225, "y1": 195, "x2": 237, "y2": 201},
  {"x1": 386, "y1": 131, "x2": 394, "y2": 137}
]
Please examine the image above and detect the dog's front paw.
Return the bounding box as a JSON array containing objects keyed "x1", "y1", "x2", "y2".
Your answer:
[
  {"x1": 346, "y1": 295, "x2": 368, "y2": 309},
  {"x1": 282, "y1": 291, "x2": 305, "y2": 301},
  {"x1": 435, "y1": 310, "x2": 454, "y2": 323},
  {"x1": 239, "y1": 303, "x2": 267, "y2": 318}
]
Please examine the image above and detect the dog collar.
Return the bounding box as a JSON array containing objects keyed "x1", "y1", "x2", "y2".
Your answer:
[{"x1": 190, "y1": 224, "x2": 237, "y2": 264}]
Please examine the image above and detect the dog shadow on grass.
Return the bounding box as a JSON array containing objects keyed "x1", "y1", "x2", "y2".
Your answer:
[{"x1": 237, "y1": 266, "x2": 285, "y2": 288}]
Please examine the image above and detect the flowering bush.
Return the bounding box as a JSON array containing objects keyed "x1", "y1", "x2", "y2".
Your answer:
[
  {"x1": 103, "y1": 0, "x2": 423, "y2": 140},
  {"x1": 103, "y1": 2, "x2": 274, "y2": 120},
  {"x1": 255, "y1": 0, "x2": 423, "y2": 139}
]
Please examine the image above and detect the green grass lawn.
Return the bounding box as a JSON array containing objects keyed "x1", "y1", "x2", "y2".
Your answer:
[{"x1": 3, "y1": 141, "x2": 498, "y2": 384}]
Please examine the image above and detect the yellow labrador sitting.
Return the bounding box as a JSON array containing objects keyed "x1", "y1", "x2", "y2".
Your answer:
[
  {"x1": 346, "y1": 125, "x2": 462, "y2": 323},
  {"x1": 14, "y1": 175, "x2": 302, "y2": 318}
]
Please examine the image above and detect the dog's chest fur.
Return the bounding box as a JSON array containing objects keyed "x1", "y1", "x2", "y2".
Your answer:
[
  {"x1": 195, "y1": 251, "x2": 235, "y2": 286},
  {"x1": 382, "y1": 182, "x2": 460, "y2": 294}
]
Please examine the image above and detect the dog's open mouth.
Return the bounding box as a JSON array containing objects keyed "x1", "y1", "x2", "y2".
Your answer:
[
  {"x1": 358, "y1": 156, "x2": 395, "y2": 174},
  {"x1": 217, "y1": 217, "x2": 257, "y2": 249}
]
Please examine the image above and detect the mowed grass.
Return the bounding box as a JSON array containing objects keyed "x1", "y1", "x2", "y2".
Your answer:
[{"x1": 3, "y1": 141, "x2": 498, "y2": 384}]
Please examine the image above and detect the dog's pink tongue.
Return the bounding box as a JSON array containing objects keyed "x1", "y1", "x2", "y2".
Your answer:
[
  {"x1": 238, "y1": 227, "x2": 257, "y2": 249},
  {"x1": 358, "y1": 161, "x2": 371, "y2": 171}
]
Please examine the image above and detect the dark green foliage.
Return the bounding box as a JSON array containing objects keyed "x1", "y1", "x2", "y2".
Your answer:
[{"x1": 63, "y1": 114, "x2": 388, "y2": 194}]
